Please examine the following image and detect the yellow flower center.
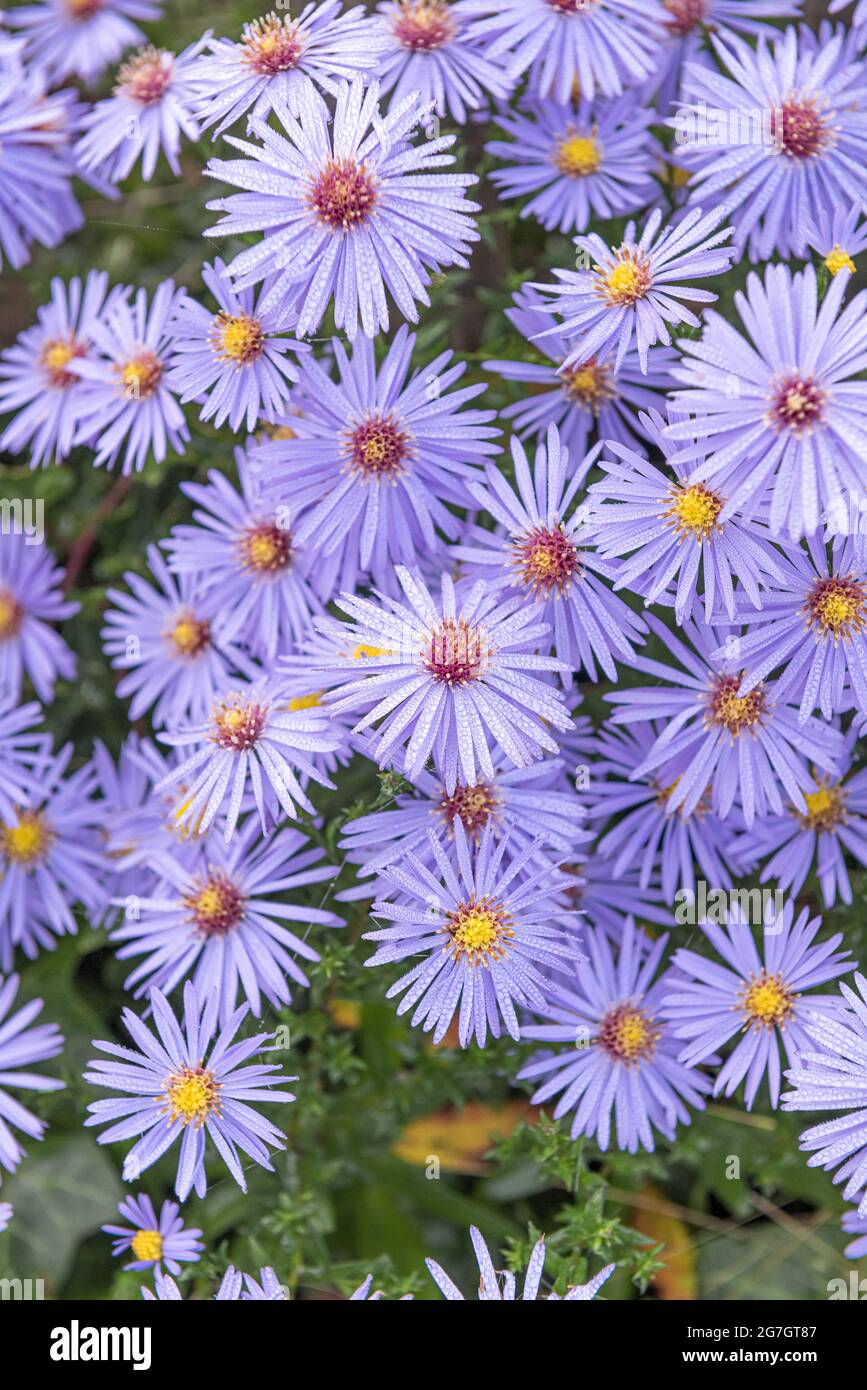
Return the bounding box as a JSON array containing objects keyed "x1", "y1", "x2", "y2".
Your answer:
[
  {"x1": 131, "y1": 1229, "x2": 164, "y2": 1263},
  {"x1": 1, "y1": 810, "x2": 52, "y2": 866},
  {"x1": 665, "y1": 483, "x2": 724, "y2": 540},
  {"x1": 241, "y1": 14, "x2": 304, "y2": 75},
  {"x1": 707, "y1": 675, "x2": 766, "y2": 737},
  {"x1": 554, "y1": 133, "x2": 601, "y2": 177},
  {"x1": 445, "y1": 896, "x2": 514, "y2": 965},
  {"x1": 825, "y1": 244, "x2": 855, "y2": 276},
  {"x1": 169, "y1": 614, "x2": 211, "y2": 658},
  {"x1": 596, "y1": 250, "x2": 652, "y2": 306},
  {"x1": 741, "y1": 971, "x2": 794, "y2": 1029},
  {"x1": 210, "y1": 697, "x2": 268, "y2": 751},
  {"x1": 559, "y1": 357, "x2": 615, "y2": 411},
  {"x1": 40, "y1": 336, "x2": 85, "y2": 387},
  {"x1": 513, "y1": 524, "x2": 581, "y2": 598},
  {"x1": 214, "y1": 312, "x2": 265, "y2": 365},
  {"x1": 0, "y1": 589, "x2": 23, "y2": 643},
  {"x1": 239, "y1": 522, "x2": 292, "y2": 575},
  {"x1": 164, "y1": 1065, "x2": 221, "y2": 1126},
  {"x1": 186, "y1": 871, "x2": 245, "y2": 936},
  {"x1": 797, "y1": 779, "x2": 847, "y2": 832},
  {"x1": 598, "y1": 1003, "x2": 659, "y2": 1064},
  {"x1": 438, "y1": 781, "x2": 500, "y2": 838},
  {"x1": 805, "y1": 575, "x2": 867, "y2": 642},
  {"x1": 117, "y1": 352, "x2": 162, "y2": 400}
]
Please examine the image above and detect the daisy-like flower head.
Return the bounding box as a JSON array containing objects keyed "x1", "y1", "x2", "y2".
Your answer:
[
  {"x1": 0, "y1": 62, "x2": 83, "y2": 272},
  {"x1": 651, "y1": 1, "x2": 802, "y2": 115},
  {"x1": 0, "y1": 535, "x2": 77, "y2": 704},
  {"x1": 192, "y1": 4, "x2": 389, "y2": 138},
  {"x1": 663, "y1": 903, "x2": 854, "y2": 1110},
  {"x1": 805, "y1": 205, "x2": 867, "y2": 277},
  {"x1": 8, "y1": 0, "x2": 163, "y2": 87},
  {"x1": 167, "y1": 260, "x2": 307, "y2": 435},
  {"x1": 713, "y1": 535, "x2": 867, "y2": 723},
  {"x1": 667, "y1": 263, "x2": 867, "y2": 541},
  {"x1": 672, "y1": 27, "x2": 867, "y2": 263},
  {"x1": 486, "y1": 94, "x2": 660, "y2": 235},
  {"x1": 103, "y1": 1193, "x2": 204, "y2": 1274},
  {"x1": 252, "y1": 326, "x2": 499, "y2": 597},
  {"x1": 534, "y1": 204, "x2": 734, "y2": 374},
  {"x1": 374, "y1": 0, "x2": 513, "y2": 123},
  {"x1": 313, "y1": 564, "x2": 573, "y2": 793},
  {"x1": 110, "y1": 815, "x2": 344, "y2": 1024},
  {"x1": 605, "y1": 613, "x2": 846, "y2": 827},
  {"x1": 461, "y1": 0, "x2": 666, "y2": 103},
  {"x1": 70, "y1": 281, "x2": 190, "y2": 475},
  {"x1": 205, "y1": 79, "x2": 480, "y2": 341},
  {"x1": 74, "y1": 36, "x2": 208, "y2": 184},
  {"x1": 426, "y1": 1225, "x2": 615, "y2": 1300},
  {"x1": 156, "y1": 673, "x2": 339, "y2": 841},
  {"x1": 519, "y1": 920, "x2": 713, "y2": 1151},
  {"x1": 364, "y1": 821, "x2": 577, "y2": 1047},
  {"x1": 452, "y1": 424, "x2": 646, "y2": 682},
  {"x1": 85, "y1": 980, "x2": 296, "y2": 1201},
  {"x1": 0, "y1": 697, "x2": 50, "y2": 827},
  {"x1": 484, "y1": 288, "x2": 677, "y2": 459},
  {"x1": 163, "y1": 447, "x2": 321, "y2": 663},
  {"x1": 782, "y1": 972, "x2": 867, "y2": 1216},
  {"x1": 0, "y1": 745, "x2": 110, "y2": 969},
  {"x1": 0, "y1": 971, "x2": 64, "y2": 1182},
  {"x1": 588, "y1": 406, "x2": 786, "y2": 625},
  {"x1": 0, "y1": 272, "x2": 122, "y2": 469}
]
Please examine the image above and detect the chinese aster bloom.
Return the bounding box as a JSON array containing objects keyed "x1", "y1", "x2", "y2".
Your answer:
[
  {"x1": 605, "y1": 613, "x2": 845, "y2": 826},
  {"x1": 651, "y1": 1, "x2": 802, "y2": 115},
  {"x1": 588, "y1": 407, "x2": 786, "y2": 624},
  {"x1": 374, "y1": 0, "x2": 512, "y2": 123},
  {"x1": 85, "y1": 981, "x2": 296, "y2": 1200},
  {"x1": 715, "y1": 535, "x2": 867, "y2": 723},
  {"x1": 667, "y1": 263, "x2": 867, "y2": 540},
  {"x1": 0, "y1": 696, "x2": 50, "y2": 825},
  {"x1": 486, "y1": 95, "x2": 659, "y2": 235},
  {"x1": 0, "y1": 535, "x2": 77, "y2": 704},
  {"x1": 163, "y1": 448, "x2": 321, "y2": 663},
  {"x1": 0, "y1": 971, "x2": 64, "y2": 1182},
  {"x1": 520, "y1": 921, "x2": 712, "y2": 1151},
  {"x1": 252, "y1": 326, "x2": 499, "y2": 596},
  {"x1": 663, "y1": 905, "x2": 853, "y2": 1109},
  {"x1": 484, "y1": 288, "x2": 677, "y2": 459},
  {"x1": 452, "y1": 425, "x2": 646, "y2": 681},
  {"x1": 0, "y1": 745, "x2": 110, "y2": 968},
  {"x1": 110, "y1": 816, "x2": 343, "y2": 1024},
  {"x1": 462, "y1": 0, "x2": 666, "y2": 103},
  {"x1": 167, "y1": 261, "x2": 307, "y2": 434},
  {"x1": 0, "y1": 62, "x2": 83, "y2": 271},
  {"x1": 314, "y1": 565, "x2": 573, "y2": 793},
  {"x1": 535, "y1": 205, "x2": 734, "y2": 373},
  {"x1": 103, "y1": 1194, "x2": 204, "y2": 1274},
  {"x1": 426, "y1": 1226, "x2": 614, "y2": 1300},
  {"x1": 806, "y1": 205, "x2": 867, "y2": 277},
  {"x1": 365, "y1": 822, "x2": 577, "y2": 1046},
  {"x1": 782, "y1": 973, "x2": 867, "y2": 1215},
  {"x1": 101, "y1": 544, "x2": 255, "y2": 730},
  {"x1": 8, "y1": 0, "x2": 163, "y2": 87},
  {"x1": 74, "y1": 37, "x2": 208, "y2": 183},
  {"x1": 672, "y1": 28, "x2": 867, "y2": 262},
  {"x1": 0, "y1": 272, "x2": 119, "y2": 469},
  {"x1": 192, "y1": 4, "x2": 388, "y2": 137},
  {"x1": 205, "y1": 80, "x2": 479, "y2": 340},
  {"x1": 156, "y1": 674, "x2": 339, "y2": 840}
]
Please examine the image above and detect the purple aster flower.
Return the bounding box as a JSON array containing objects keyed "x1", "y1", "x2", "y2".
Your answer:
[
  {"x1": 74, "y1": 37, "x2": 208, "y2": 184},
  {"x1": 535, "y1": 205, "x2": 734, "y2": 374},
  {"x1": 0, "y1": 535, "x2": 77, "y2": 704},
  {"x1": 486, "y1": 94, "x2": 660, "y2": 235},
  {"x1": 313, "y1": 565, "x2": 573, "y2": 793},
  {"x1": 163, "y1": 448, "x2": 321, "y2": 663},
  {"x1": 69, "y1": 280, "x2": 190, "y2": 475},
  {"x1": 484, "y1": 288, "x2": 677, "y2": 459},
  {"x1": 805, "y1": 205, "x2": 867, "y2": 277},
  {"x1": 0, "y1": 745, "x2": 110, "y2": 969},
  {"x1": 0, "y1": 696, "x2": 50, "y2": 825},
  {"x1": 0, "y1": 62, "x2": 83, "y2": 271},
  {"x1": 192, "y1": 4, "x2": 388, "y2": 137},
  {"x1": 461, "y1": 0, "x2": 666, "y2": 103},
  {"x1": 373, "y1": 0, "x2": 512, "y2": 123},
  {"x1": 364, "y1": 822, "x2": 577, "y2": 1046},
  {"x1": 451, "y1": 424, "x2": 646, "y2": 682},
  {"x1": 672, "y1": 28, "x2": 867, "y2": 263},
  {"x1": 782, "y1": 973, "x2": 867, "y2": 1216},
  {"x1": 8, "y1": 0, "x2": 163, "y2": 87},
  {"x1": 713, "y1": 535, "x2": 867, "y2": 723},
  {"x1": 650, "y1": 1, "x2": 802, "y2": 115},
  {"x1": 519, "y1": 921, "x2": 713, "y2": 1151},
  {"x1": 605, "y1": 613, "x2": 846, "y2": 826},
  {"x1": 252, "y1": 326, "x2": 499, "y2": 597},
  {"x1": 425, "y1": 1225, "x2": 614, "y2": 1300},
  {"x1": 663, "y1": 905, "x2": 854, "y2": 1110},
  {"x1": 85, "y1": 981, "x2": 296, "y2": 1200},
  {"x1": 205, "y1": 79, "x2": 480, "y2": 341},
  {"x1": 667, "y1": 263, "x2": 867, "y2": 540},
  {"x1": 0, "y1": 272, "x2": 120, "y2": 469},
  {"x1": 167, "y1": 261, "x2": 307, "y2": 434},
  {"x1": 588, "y1": 407, "x2": 786, "y2": 624},
  {"x1": 0, "y1": 971, "x2": 64, "y2": 1182},
  {"x1": 102, "y1": 1193, "x2": 204, "y2": 1274},
  {"x1": 156, "y1": 673, "x2": 339, "y2": 840},
  {"x1": 101, "y1": 543, "x2": 256, "y2": 730},
  {"x1": 110, "y1": 816, "x2": 344, "y2": 1024},
  {"x1": 0, "y1": 1201, "x2": 11, "y2": 1231}
]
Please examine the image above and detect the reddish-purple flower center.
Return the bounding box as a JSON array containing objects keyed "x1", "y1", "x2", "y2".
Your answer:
[
  {"x1": 706, "y1": 674, "x2": 766, "y2": 737},
  {"x1": 239, "y1": 521, "x2": 293, "y2": 575},
  {"x1": 345, "y1": 413, "x2": 412, "y2": 480},
  {"x1": 662, "y1": 0, "x2": 707, "y2": 36},
  {"x1": 804, "y1": 574, "x2": 867, "y2": 642},
  {"x1": 116, "y1": 46, "x2": 174, "y2": 104},
  {"x1": 768, "y1": 374, "x2": 826, "y2": 435},
  {"x1": 210, "y1": 696, "x2": 268, "y2": 750},
  {"x1": 392, "y1": 0, "x2": 456, "y2": 50},
  {"x1": 0, "y1": 589, "x2": 24, "y2": 643},
  {"x1": 185, "y1": 870, "x2": 246, "y2": 936},
  {"x1": 39, "y1": 336, "x2": 86, "y2": 388},
  {"x1": 598, "y1": 1003, "x2": 659, "y2": 1065},
  {"x1": 423, "y1": 618, "x2": 493, "y2": 686},
  {"x1": 558, "y1": 356, "x2": 615, "y2": 412},
  {"x1": 513, "y1": 524, "x2": 581, "y2": 598},
  {"x1": 240, "y1": 13, "x2": 304, "y2": 74},
  {"x1": 310, "y1": 158, "x2": 379, "y2": 232},
  {"x1": 438, "y1": 781, "x2": 500, "y2": 838},
  {"x1": 770, "y1": 96, "x2": 829, "y2": 159}
]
